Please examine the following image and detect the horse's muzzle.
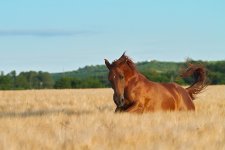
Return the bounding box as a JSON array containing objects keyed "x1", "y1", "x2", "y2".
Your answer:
[
  {"x1": 113, "y1": 93, "x2": 125, "y2": 107},
  {"x1": 118, "y1": 95, "x2": 125, "y2": 108}
]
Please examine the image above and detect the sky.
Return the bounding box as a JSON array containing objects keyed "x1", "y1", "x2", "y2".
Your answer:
[{"x1": 0, "y1": 0, "x2": 224, "y2": 73}]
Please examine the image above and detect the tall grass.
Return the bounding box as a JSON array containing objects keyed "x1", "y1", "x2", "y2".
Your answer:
[{"x1": 0, "y1": 86, "x2": 225, "y2": 150}]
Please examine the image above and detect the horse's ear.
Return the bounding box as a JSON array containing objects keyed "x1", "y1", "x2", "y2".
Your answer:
[
  {"x1": 122, "y1": 51, "x2": 126, "y2": 56},
  {"x1": 118, "y1": 51, "x2": 126, "y2": 60},
  {"x1": 104, "y1": 59, "x2": 111, "y2": 70},
  {"x1": 121, "y1": 51, "x2": 126, "y2": 58}
]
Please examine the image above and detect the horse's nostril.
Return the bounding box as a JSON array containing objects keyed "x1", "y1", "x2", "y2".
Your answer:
[{"x1": 119, "y1": 96, "x2": 125, "y2": 107}]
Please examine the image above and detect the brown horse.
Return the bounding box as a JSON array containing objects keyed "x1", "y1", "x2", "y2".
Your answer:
[{"x1": 105, "y1": 53, "x2": 207, "y2": 113}]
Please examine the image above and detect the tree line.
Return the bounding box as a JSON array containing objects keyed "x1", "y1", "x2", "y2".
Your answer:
[
  {"x1": 0, "y1": 60, "x2": 224, "y2": 90},
  {"x1": 0, "y1": 71, "x2": 54, "y2": 90}
]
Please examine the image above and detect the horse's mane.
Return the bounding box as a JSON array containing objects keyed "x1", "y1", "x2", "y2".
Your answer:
[{"x1": 111, "y1": 53, "x2": 136, "y2": 70}]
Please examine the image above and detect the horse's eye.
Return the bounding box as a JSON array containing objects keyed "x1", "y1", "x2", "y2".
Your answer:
[{"x1": 119, "y1": 75, "x2": 124, "y2": 80}]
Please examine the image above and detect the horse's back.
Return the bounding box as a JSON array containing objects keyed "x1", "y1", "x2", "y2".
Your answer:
[
  {"x1": 160, "y1": 82, "x2": 195, "y2": 110},
  {"x1": 143, "y1": 82, "x2": 178, "y2": 111}
]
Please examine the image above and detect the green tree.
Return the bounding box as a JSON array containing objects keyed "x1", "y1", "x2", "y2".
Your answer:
[
  {"x1": 38, "y1": 71, "x2": 54, "y2": 88},
  {"x1": 54, "y1": 77, "x2": 72, "y2": 89},
  {"x1": 15, "y1": 74, "x2": 29, "y2": 89},
  {"x1": 0, "y1": 75, "x2": 13, "y2": 90}
]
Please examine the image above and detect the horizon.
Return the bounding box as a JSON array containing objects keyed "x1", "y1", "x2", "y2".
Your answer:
[
  {"x1": 0, "y1": 0, "x2": 224, "y2": 73},
  {"x1": 1, "y1": 58, "x2": 224, "y2": 75}
]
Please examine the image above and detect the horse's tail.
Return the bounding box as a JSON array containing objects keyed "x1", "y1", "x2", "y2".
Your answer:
[{"x1": 181, "y1": 64, "x2": 207, "y2": 100}]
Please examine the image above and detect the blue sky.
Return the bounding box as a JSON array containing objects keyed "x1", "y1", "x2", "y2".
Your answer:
[{"x1": 0, "y1": 0, "x2": 224, "y2": 73}]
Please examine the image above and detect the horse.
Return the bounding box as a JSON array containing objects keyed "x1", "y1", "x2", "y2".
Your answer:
[{"x1": 105, "y1": 53, "x2": 207, "y2": 113}]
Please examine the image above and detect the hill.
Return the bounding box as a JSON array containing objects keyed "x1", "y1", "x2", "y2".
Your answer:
[
  {"x1": 0, "y1": 60, "x2": 224, "y2": 90},
  {"x1": 51, "y1": 60, "x2": 225, "y2": 88},
  {"x1": 51, "y1": 60, "x2": 183, "y2": 80}
]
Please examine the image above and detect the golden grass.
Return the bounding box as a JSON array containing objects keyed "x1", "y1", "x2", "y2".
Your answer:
[{"x1": 0, "y1": 85, "x2": 225, "y2": 150}]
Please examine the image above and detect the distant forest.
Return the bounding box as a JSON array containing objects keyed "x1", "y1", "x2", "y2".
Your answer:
[{"x1": 0, "y1": 60, "x2": 225, "y2": 90}]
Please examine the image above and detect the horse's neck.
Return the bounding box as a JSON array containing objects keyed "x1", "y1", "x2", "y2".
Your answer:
[
  {"x1": 126, "y1": 71, "x2": 153, "y2": 87},
  {"x1": 125, "y1": 72, "x2": 141, "y2": 86}
]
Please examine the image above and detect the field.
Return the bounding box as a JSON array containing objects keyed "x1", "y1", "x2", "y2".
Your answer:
[{"x1": 0, "y1": 85, "x2": 225, "y2": 150}]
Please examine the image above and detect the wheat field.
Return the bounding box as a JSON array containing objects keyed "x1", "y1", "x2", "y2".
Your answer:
[{"x1": 0, "y1": 85, "x2": 225, "y2": 150}]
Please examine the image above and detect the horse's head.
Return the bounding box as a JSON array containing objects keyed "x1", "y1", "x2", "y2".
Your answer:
[
  {"x1": 105, "y1": 53, "x2": 136, "y2": 108},
  {"x1": 105, "y1": 59, "x2": 126, "y2": 107}
]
